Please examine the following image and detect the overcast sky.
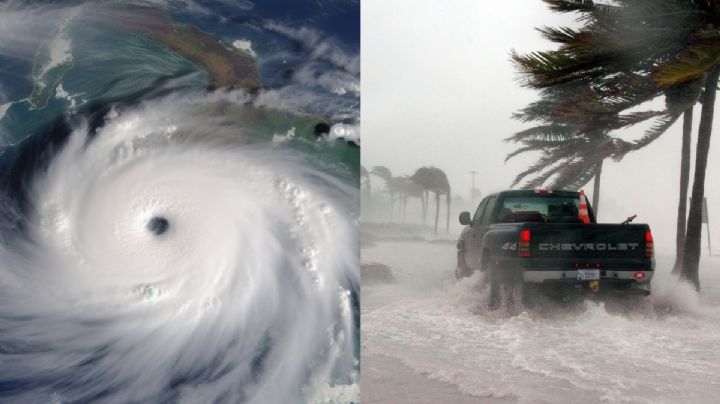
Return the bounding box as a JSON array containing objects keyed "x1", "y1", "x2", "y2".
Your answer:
[{"x1": 362, "y1": 0, "x2": 720, "y2": 253}]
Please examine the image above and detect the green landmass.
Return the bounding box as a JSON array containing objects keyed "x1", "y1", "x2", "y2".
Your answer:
[
  {"x1": 21, "y1": 5, "x2": 357, "y2": 178},
  {"x1": 192, "y1": 102, "x2": 359, "y2": 177},
  {"x1": 89, "y1": 5, "x2": 261, "y2": 91}
]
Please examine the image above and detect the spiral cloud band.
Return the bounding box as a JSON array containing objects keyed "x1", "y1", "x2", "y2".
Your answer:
[{"x1": 0, "y1": 93, "x2": 359, "y2": 403}]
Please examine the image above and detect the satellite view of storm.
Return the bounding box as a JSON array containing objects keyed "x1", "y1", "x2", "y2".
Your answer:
[{"x1": 0, "y1": 1, "x2": 359, "y2": 403}]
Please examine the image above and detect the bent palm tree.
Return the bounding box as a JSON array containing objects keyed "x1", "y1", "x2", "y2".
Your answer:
[
  {"x1": 360, "y1": 165, "x2": 371, "y2": 219},
  {"x1": 395, "y1": 177, "x2": 425, "y2": 223},
  {"x1": 683, "y1": 66, "x2": 720, "y2": 289},
  {"x1": 360, "y1": 165, "x2": 371, "y2": 200},
  {"x1": 411, "y1": 167, "x2": 452, "y2": 234},
  {"x1": 370, "y1": 166, "x2": 395, "y2": 222}
]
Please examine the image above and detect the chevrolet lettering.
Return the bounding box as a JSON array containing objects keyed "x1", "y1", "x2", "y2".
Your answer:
[{"x1": 538, "y1": 243, "x2": 640, "y2": 251}]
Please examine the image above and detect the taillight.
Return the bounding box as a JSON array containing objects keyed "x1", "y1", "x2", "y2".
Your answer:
[
  {"x1": 645, "y1": 229, "x2": 654, "y2": 258},
  {"x1": 533, "y1": 189, "x2": 553, "y2": 195},
  {"x1": 519, "y1": 228, "x2": 531, "y2": 257}
]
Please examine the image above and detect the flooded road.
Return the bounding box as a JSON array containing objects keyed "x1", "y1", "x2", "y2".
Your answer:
[{"x1": 361, "y1": 240, "x2": 720, "y2": 403}]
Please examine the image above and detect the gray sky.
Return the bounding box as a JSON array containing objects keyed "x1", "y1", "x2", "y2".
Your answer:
[{"x1": 362, "y1": 0, "x2": 720, "y2": 253}]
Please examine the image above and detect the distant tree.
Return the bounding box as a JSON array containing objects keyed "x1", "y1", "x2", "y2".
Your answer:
[
  {"x1": 370, "y1": 166, "x2": 395, "y2": 222},
  {"x1": 387, "y1": 176, "x2": 409, "y2": 221},
  {"x1": 411, "y1": 167, "x2": 452, "y2": 234},
  {"x1": 360, "y1": 165, "x2": 371, "y2": 200},
  {"x1": 395, "y1": 177, "x2": 425, "y2": 223}
]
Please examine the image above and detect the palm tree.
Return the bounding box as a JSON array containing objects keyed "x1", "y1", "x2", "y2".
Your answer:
[
  {"x1": 511, "y1": 0, "x2": 719, "y2": 289},
  {"x1": 394, "y1": 177, "x2": 425, "y2": 223},
  {"x1": 411, "y1": 167, "x2": 452, "y2": 234},
  {"x1": 661, "y1": 83, "x2": 705, "y2": 272},
  {"x1": 673, "y1": 108, "x2": 693, "y2": 274},
  {"x1": 387, "y1": 176, "x2": 411, "y2": 221},
  {"x1": 406, "y1": 179, "x2": 426, "y2": 223},
  {"x1": 360, "y1": 165, "x2": 373, "y2": 220},
  {"x1": 411, "y1": 167, "x2": 433, "y2": 224},
  {"x1": 360, "y1": 165, "x2": 371, "y2": 199},
  {"x1": 370, "y1": 166, "x2": 395, "y2": 222},
  {"x1": 683, "y1": 66, "x2": 720, "y2": 289}
]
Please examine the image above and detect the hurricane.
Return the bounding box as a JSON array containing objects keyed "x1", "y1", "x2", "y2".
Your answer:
[{"x1": 0, "y1": 1, "x2": 360, "y2": 403}]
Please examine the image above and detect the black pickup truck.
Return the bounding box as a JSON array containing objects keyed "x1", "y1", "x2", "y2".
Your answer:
[{"x1": 456, "y1": 190, "x2": 654, "y2": 307}]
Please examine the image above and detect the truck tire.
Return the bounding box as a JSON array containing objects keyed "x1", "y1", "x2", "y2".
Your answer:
[
  {"x1": 455, "y1": 250, "x2": 473, "y2": 280},
  {"x1": 487, "y1": 258, "x2": 524, "y2": 311}
]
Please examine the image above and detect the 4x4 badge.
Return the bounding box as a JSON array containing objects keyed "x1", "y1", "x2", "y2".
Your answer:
[{"x1": 502, "y1": 242, "x2": 517, "y2": 250}]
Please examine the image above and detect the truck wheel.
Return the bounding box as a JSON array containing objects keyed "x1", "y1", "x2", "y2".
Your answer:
[
  {"x1": 455, "y1": 250, "x2": 473, "y2": 280},
  {"x1": 488, "y1": 259, "x2": 525, "y2": 311}
]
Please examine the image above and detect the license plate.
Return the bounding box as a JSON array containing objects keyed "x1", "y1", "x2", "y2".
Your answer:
[{"x1": 577, "y1": 269, "x2": 600, "y2": 280}]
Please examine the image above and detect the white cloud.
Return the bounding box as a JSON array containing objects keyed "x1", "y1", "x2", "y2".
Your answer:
[{"x1": 265, "y1": 21, "x2": 360, "y2": 75}]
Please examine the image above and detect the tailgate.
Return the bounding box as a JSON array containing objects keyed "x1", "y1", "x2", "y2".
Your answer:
[{"x1": 525, "y1": 223, "x2": 650, "y2": 268}]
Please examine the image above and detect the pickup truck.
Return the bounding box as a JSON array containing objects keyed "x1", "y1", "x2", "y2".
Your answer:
[{"x1": 456, "y1": 189, "x2": 654, "y2": 308}]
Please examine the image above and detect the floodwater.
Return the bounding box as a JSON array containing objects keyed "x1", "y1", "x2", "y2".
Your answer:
[{"x1": 361, "y1": 237, "x2": 720, "y2": 404}]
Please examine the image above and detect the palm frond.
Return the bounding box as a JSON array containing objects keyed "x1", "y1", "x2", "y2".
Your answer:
[
  {"x1": 521, "y1": 161, "x2": 568, "y2": 189},
  {"x1": 537, "y1": 26, "x2": 586, "y2": 45},
  {"x1": 549, "y1": 158, "x2": 601, "y2": 190},
  {"x1": 652, "y1": 34, "x2": 720, "y2": 86},
  {"x1": 542, "y1": 0, "x2": 596, "y2": 13},
  {"x1": 506, "y1": 124, "x2": 576, "y2": 143},
  {"x1": 631, "y1": 112, "x2": 682, "y2": 150}
]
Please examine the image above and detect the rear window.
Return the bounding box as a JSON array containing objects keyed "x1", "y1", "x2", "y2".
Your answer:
[{"x1": 495, "y1": 195, "x2": 583, "y2": 223}]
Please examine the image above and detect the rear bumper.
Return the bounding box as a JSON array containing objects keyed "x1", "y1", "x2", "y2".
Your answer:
[
  {"x1": 523, "y1": 269, "x2": 653, "y2": 283},
  {"x1": 522, "y1": 270, "x2": 652, "y2": 295}
]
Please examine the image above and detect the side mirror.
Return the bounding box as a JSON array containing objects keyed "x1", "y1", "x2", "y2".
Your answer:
[{"x1": 459, "y1": 211, "x2": 472, "y2": 226}]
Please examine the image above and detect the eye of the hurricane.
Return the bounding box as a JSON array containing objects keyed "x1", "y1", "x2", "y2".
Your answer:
[{"x1": 147, "y1": 216, "x2": 170, "y2": 235}]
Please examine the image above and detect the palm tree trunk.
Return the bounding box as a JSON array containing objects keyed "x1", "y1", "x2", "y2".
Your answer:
[
  {"x1": 420, "y1": 193, "x2": 426, "y2": 223},
  {"x1": 592, "y1": 160, "x2": 603, "y2": 215},
  {"x1": 434, "y1": 192, "x2": 440, "y2": 234},
  {"x1": 389, "y1": 192, "x2": 394, "y2": 223},
  {"x1": 672, "y1": 108, "x2": 693, "y2": 274},
  {"x1": 445, "y1": 193, "x2": 451, "y2": 234},
  {"x1": 681, "y1": 66, "x2": 720, "y2": 290},
  {"x1": 423, "y1": 190, "x2": 429, "y2": 224}
]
